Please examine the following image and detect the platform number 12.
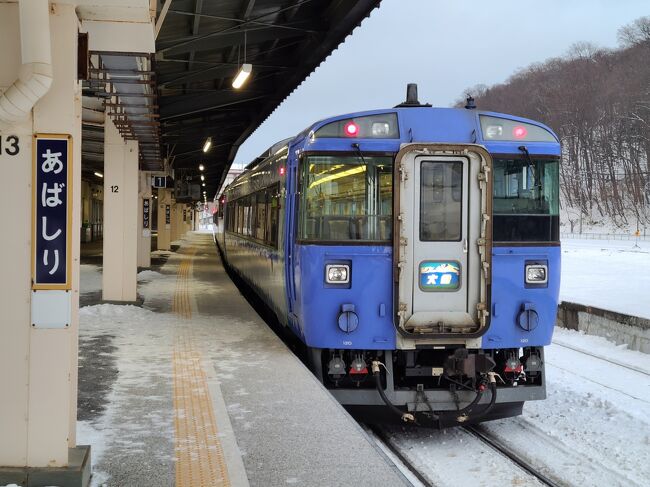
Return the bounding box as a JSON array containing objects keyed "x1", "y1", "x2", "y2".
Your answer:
[{"x1": 111, "y1": 185, "x2": 119, "y2": 193}]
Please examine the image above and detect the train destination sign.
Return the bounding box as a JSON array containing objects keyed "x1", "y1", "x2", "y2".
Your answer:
[
  {"x1": 419, "y1": 261, "x2": 460, "y2": 291},
  {"x1": 32, "y1": 134, "x2": 72, "y2": 290}
]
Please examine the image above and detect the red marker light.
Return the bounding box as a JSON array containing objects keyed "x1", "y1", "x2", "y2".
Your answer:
[
  {"x1": 279, "y1": 166, "x2": 286, "y2": 176},
  {"x1": 344, "y1": 121, "x2": 359, "y2": 137},
  {"x1": 513, "y1": 126, "x2": 528, "y2": 139}
]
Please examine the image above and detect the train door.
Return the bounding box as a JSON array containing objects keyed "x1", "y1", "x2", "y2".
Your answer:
[{"x1": 394, "y1": 144, "x2": 492, "y2": 337}]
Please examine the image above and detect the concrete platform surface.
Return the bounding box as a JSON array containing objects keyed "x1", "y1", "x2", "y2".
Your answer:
[{"x1": 77, "y1": 232, "x2": 410, "y2": 486}]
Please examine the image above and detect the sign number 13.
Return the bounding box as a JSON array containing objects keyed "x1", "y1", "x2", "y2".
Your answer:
[{"x1": 0, "y1": 135, "x2": 20, "y2": 156}]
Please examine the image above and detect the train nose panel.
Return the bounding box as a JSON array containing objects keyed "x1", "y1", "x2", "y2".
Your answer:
[{"x1": 394, "y1": 144, "x2": 493, "y2": 337}]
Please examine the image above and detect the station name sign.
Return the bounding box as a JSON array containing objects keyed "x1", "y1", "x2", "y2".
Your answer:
[
  {"x1": 32, "y1": 134, "x2": 72, "y2": 289},
  {"x1": 143, "y1": 198, "x2": 150, "y2": 229}
]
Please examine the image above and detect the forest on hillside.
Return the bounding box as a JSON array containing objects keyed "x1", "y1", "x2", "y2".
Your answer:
[{"x1": 460, "y1": 17, "x2": 650, "y2": 232}]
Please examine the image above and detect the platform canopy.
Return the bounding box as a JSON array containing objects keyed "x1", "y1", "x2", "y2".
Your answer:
[{"x1": 155, "y1": 0, "x2": 380, "y2": 197}]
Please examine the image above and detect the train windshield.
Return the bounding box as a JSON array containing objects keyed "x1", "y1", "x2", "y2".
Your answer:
[
  {"x1": 492, "y1": 157, "x2": 560, "y2": 242},
  {"x1": 298, "y1": 154, "x2": 393, "y2": 242}
]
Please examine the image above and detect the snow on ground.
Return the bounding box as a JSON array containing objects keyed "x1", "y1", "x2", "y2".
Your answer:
[
  {"x1": 386, "y1": 330, "x2": 650, "y2": 487},
  {"x1": 553, "y1": 327, "x2": 650, "y2": 375},
  {"x1": 80, "y1": 264, "x2": 102, "y2": 294},
  {"x1": 560, "y1": 238, "x2": 650, "y2": 319},
  {"x1": 482, "y1": 336, "x2": 650, "y2": 486},
  {"x1": 76, "y1": 304, "x2": 179, "y2": 487}
]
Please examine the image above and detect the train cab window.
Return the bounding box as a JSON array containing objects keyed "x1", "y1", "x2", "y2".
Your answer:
[
  {"x1": 492, "y1": 157, "x2": 560, "y2": 242},
  {"x1": 298, "y1": 155, "x2": 393, "y2": 243}
]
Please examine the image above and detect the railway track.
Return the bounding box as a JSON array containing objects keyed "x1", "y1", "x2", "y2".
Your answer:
[
  {"x1": 462, "y1": 425, "x2": 562, "y2": 487},
  {"x1": 366, "y1": 425, "x2": 433, "y2": 487},
  {"x1": 551, "y1": 339, "x2": 650, "y2": 376},
  {"x1": 367, "y1": 423, "x2": 565, "y2": 487}
]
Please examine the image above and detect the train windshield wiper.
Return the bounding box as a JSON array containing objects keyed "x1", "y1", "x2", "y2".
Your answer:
[
  {"x1": 351, "y1": 142, "x2": 368, "y2": 167},
  {"x1": 518, "y1": 145, "x2": 539, "y2": 191}
]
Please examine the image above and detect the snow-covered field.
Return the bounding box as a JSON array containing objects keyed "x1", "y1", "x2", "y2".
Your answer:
[
  {"x1": 381, "y1": 327, "x2": 650, "y2": 487},
  {"x1": 560, "y1": 238, "x2": 650, "y2": 319}
]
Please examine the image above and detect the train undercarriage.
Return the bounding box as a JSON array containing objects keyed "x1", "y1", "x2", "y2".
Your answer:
[{"x1": 309, "y1": 346, "x2": 546, "y2": 427}]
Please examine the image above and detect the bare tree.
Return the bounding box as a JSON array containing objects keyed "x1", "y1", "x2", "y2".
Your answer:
[
  {"x1": 461, "y1": 17, "x2": 650, "y2": 232},
  {"x1": 617, "y1": 16, "x2": 650, "y2": 47}
]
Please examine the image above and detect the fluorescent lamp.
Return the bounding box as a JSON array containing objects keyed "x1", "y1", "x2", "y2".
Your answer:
[
  {"x1": 203, "y1": 138, "x2": 212, "y2": 153},
  {"x1": 199, "y1": 164, "x2": 205, "y2": 171},
  {"x1": 232, "y1": 63, "x2": 252, "y2": 89},
  {"x1": 94, "y1": 172, "x2": 104, "y2": 178}
]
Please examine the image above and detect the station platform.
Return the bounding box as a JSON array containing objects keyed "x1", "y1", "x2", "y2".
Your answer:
[{"x1": 77, "y1": 232, "x2": 409, "y2": 487}]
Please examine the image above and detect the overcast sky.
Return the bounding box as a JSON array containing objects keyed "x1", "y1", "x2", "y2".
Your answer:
[{"x1": 232, "y1": 0, "x2": 648, "y2": 167}]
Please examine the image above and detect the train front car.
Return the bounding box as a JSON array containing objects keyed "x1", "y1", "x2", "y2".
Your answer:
[{"x1": 288, "y1": 102, "x2": 561, "y2": 427}]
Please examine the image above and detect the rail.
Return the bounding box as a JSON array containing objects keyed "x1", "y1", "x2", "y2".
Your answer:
[{"x1": 463, "y1": 425, "x2": 563, "y2": 487}]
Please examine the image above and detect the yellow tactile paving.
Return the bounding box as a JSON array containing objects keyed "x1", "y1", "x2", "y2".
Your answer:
[
  {"x1": 172, "y1": 248, "x2": 231, "y2": 487},
  {"x1": 172, "y1": 249, "x2": 195, "y2": 319}
]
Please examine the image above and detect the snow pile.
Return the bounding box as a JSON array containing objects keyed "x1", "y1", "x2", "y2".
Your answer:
[
  {"x1": 560, "y1": 238, "x2": 650, "y2": 319},
  {"x1": 137, "y1": 270, "x2": 164, "y2": 281}
]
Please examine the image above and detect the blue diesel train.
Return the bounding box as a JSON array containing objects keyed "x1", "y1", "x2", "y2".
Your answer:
[{"x1": 215, "y1": 86, "x2": 560, "y2": 427}]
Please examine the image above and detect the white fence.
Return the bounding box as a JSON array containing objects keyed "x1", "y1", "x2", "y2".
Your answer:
[{"x1": 561, "y1": 232, "x2": 650, "y2": 241}]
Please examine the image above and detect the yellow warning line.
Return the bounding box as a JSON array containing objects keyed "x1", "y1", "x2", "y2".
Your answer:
[{"x1": 172, "y1": 247, "x2": 231, "y2": 486}]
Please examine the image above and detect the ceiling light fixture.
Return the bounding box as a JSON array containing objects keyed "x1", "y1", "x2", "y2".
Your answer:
[
  {"x1": 203, "y1": 138, "x2": 212, "y2": 153},
  {"x1": 199, "y1": 164, "x2": 205, "y2": 171},
  {"x1": 94, "y1": 172, "x2": 104, "y2": 178},
  {"x1": 200, "y1": 174, "x2": 205, "y2": 181},
  {"x1": 232, "y1": 63, "x2": 252, "y2": 89}
]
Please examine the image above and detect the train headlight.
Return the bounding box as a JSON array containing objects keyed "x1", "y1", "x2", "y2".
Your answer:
[
  {"x1": 326, "y1": 264, "x2": 350, "y2": 284},
  {"x1": 485, "y1": 125, "x2": 503, "y2": 139},
  {"x1": 525, "y1": 263, "x2": 548, "y2": 284}
]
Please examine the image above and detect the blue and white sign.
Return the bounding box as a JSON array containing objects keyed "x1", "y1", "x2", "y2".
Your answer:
[
  {"x1": 33, "y1": 134, "x2": 72, "y2": 290},
  {"x1": 419, "y1": 261, "x2": 461, "y2": 292}
]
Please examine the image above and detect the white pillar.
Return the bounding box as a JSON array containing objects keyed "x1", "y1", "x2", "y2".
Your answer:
[
  {"x1": 137, "y1": 171, "x2": 151, "y2": 268},
  {"x1": 170, "y1": 200, "x2": 179, "y2": 242},
  {"x1": 102, "y1": 115, "x2": 138, "y2": 302},
  {"x1": 157, "y1": 189, "x2": 171, "y2": 250},
  {"x1": 0, "y1": 3, "x2": 82, "y2": 468}
]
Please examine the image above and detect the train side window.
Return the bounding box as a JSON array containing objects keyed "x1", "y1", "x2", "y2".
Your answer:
[
  {"x1": 255, "y1": 192, "x2": 266, "y2": 241},
  {"x1": 264, "y1": 189, "x2": 271, "y2": 243},
  {"x1": 238, "y1": 200, "x2": 244, "y2": 234},
  {"x1": 269, "y1": 184, "x2": 280, "y2": 247}
]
